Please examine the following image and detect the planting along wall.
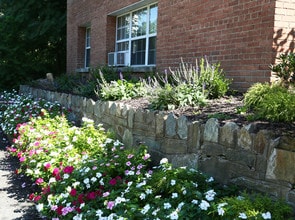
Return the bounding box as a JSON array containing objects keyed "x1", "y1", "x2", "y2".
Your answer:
[{"x1": 19, "y1": 85, "x2": 295, "y2": 207}]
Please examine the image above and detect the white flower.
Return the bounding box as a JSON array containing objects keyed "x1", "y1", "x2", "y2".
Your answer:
[
  {"x1": 83, "y1": 178, "x2": 89, "y2": 185},
  {"x1": 115, "y1": 197, "x2": 126, "y2": 205},
  {"x1": 199, "y1": 200, "x2": 210, "y2": 210},
  {"x1": 238, "y1": 212, "x2": 247, "y2": 219},
  {"x1": 191, "y1": 199, "x2": 198, "y2": 205},
  {"x1": 73, "y1": 214, "x2": 83, "y2": 220},
  {"x1": 172, "y1": 193, "x2": 178, "y2": 199},
  {"x1": 91, "y1": 177, "x2": 97, "y2": 182},
  {"x1": 177, "y1": 202, "x2": 185, "y2": 210},
  {"x1": 72, "y1": 181, "x2": 80, "y2": 188},
  {"x1": 169, "y1": 210, "x2": 179, "y2": 220},
  {"x1": 141, "y1": 204, "x2": 150, "y2": 214},
  {"x1": 217, "y1": 202, "x2": 227, "y2": 216},
  {"x1": 206, "y1": 176, "x2": 214, "y2": 182},
  {"x1": 152, "y1": 208, "x2": 160, "y2": 216},
  {"x1": 96, "y1": 172, "x2": 102, "y2": 178},
  {"x1": 96, "y1": 209, "x2": 103, "y2": 217},
  {"x1": 171, "y1": 179, "x2": 176, "y2": 186},
  {"x1": 36, "y1": 203, "x2": 44, "y2": 212},
  {"x1": 164, "y1": 202, "x2": 172, "y2": 209},
  {"x1": 140, "y1": 193, "x2": 146, "y2": 200},
  {"x1": 145, "y1": 188, "x2": 153, "y2": 194},
  {"x1": 262, "y1": 211, "x2": 271, "y2": 219},
  {"x1": 63, "y1": 174, "x2": 69, "y2": 179},
  {"x1": 205, "y1": 189, "x2": 216, "y2": 201},
  {"x1": 160, "y1": 158, "x2": 168, "y2": 164}
]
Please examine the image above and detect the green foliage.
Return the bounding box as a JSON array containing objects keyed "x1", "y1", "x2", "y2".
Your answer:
[
  {"x1": 198, "y1": 57, "x2": 231, "y2": 99},
  {"x1": 168, "y1": 57, "x2": 231, "y2": 99},
  {"x1": 0, "y1": 0, "x2": 66, "y2": 91},
  {"x1": 96, "y1": 71, "x2": 147, "y2": 101},
  {"x1": 150, "y1": 84, "x2": 207, "y2": 110},
  {"x1": 244, "y1": 83, "x2": 295, "y2": 122},
  {"x1": 270, "y1": 53, "x2": 295, "y2": 87},
  {"x1": 91, "y1": 65, "x2": 119, "y2": 82},
  {"x1": 244, "y1": 83, "x2": 271, "y2": 110}
]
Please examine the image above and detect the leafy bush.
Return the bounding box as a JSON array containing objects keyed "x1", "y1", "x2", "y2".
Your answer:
[
  {"x1": 198, "y1": 57, "x2": 231, "y2": 99},
  {"x1": 95, "y1": 71, "x2": 147, "y2": 101},
  {"x1": 270, "y1": 53, "x2": 295, "y2": 87},
  {"x1": 149, "y1": 84, "x2": 207, "y2": 110},
  {"x1": 168, "y1": 57, "x2": 231, "y2": 99},
  {"x1": 244, "y1": 83, "x2": 295, "y2": 122}
]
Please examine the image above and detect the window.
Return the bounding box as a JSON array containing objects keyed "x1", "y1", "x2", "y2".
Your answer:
[
  {"x1": 85, "y1": 28, "x2": 91, "y2": 68},
  {"x1": 115, "y1": 3, "x2": 157, "y2": 66}
]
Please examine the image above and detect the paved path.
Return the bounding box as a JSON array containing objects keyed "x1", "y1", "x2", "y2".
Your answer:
[{"x1": 0, "y1": 129, "x2": 41, "y2": 220}]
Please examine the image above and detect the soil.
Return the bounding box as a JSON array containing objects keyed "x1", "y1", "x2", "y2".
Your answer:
[{"x1": 116, "y1": 95, "x2": 295, "y2": 137}]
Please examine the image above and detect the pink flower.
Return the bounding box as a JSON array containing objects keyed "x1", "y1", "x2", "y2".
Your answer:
[
  {"x1": 126, "y1": 161, "x2": 131, "y2": 166},
  {"x1": 107, "y1": 201, "x2": 115, "y2": 210},
  {"x1": 34, "y1": 141, "x2": 40, "y2": 146},
  {"x1": 127, "y1": 154, "x2": 134, "y2": 159},
  {"x1": 19, "y1": 156, "x2": 26, "y2": 162},
  {"x1": 44, "y1": 163, "x2": 51, "y2": 170},
  {"x1": 52, "y1": 168, "x2": 60, "y2": 177},
  {"x1": 35, "y1": 178, "x2": 44, "y2": 185},
  {"x1": 34, "y1": 195, "x2": 42, "y2": 202},
  {"x1": 63, "y1": 166, "x2": 74, "y2": 174},
  {"x1": 143, "y1": 153, "x2": 151, "y2": 160}
]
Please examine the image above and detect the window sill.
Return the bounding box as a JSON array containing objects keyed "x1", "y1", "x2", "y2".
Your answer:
[
  {"x1": 117, "y1": 66, "x2": 156, "y2": 73},
  {"x1": 76, "y1": 67, "x2": 90, "y2": 73}
]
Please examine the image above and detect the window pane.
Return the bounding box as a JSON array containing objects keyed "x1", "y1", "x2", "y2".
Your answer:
[
  {"x1": 148, "y1": 37, "x2": 156, "y2": 65},
  {"x1": 86, "y1": 28, "x2": 91, "y2": 47},
  {"x1": 117, "y1": 15, "x2": 130, "y2": 40},
  {"x1": 85, "y1": 48, "x2": 90, "y2": 67},
  {"x1": 117, "y1": 41, "x2": 129, "y2": 51},
  {"x1": 132, "y1": 8, "x2": 147, "y2": 38},
  {"x1": 149, "y1": 4, "x2": 157, "y2": 34},
  {"x1": 131, "y1": 39, "x2": 146, "y2": 65}
]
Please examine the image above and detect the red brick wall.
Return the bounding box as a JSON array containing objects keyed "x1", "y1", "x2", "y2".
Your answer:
[
  {"x1": 157, "y1": 0, "x2": 276, "y2": 91},
  {"x1": 67, "y1": 0, "x2": 295, "y2": 91}
]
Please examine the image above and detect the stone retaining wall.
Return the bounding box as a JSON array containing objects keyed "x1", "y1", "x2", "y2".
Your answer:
[{"x1": 19, "y1": 85, "x2": 295, "y2": 207}]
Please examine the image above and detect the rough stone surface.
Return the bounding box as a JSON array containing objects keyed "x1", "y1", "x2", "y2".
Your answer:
[{"x1": 204, "y1": 118, "x2": 219, "y2": 143}]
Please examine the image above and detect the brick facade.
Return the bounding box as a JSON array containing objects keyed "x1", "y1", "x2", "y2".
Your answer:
[{"x1": 67, "y1": 0, "x2": 295, "y2": 91}]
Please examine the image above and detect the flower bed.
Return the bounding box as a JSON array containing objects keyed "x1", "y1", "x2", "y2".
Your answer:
[{"x1": 0, "y1": 91, "x2": 293, "y2": 219}]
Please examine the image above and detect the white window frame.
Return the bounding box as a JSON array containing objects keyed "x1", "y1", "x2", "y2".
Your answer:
[
  {"x1": 85, "y1": 27, "x2": 91, "y2": 68},
  {"x1": 115, "y1": 3, "x2": 157, "y2": 67}
]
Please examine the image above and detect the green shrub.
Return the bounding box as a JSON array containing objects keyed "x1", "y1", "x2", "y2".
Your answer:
[
  {"x1": 244, "y1": 83, "x2": 295, "y2": 122},
  {"x1": 96, "y1": 70, "x2": 146, "y2": 101},
  {"x1": 149, "y1": 84, "x2": 207, "y2": 110},
  {"x1": 244, "y1": 83, "x2": 271, "y2": 110},
  {"x1": 270, "y1": 53, "x2": 295, "y2": 87},
  {"x1": 198, "y1": 57, "x2": 231, "y2": 99},
  {"x1": 168, "y1": 57, "x2": 231, "y2": 99}
]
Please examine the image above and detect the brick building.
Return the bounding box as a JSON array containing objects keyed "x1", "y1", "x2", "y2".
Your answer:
[{"x1": 67, "y1": 0, "x2": 295, "y2": 91}]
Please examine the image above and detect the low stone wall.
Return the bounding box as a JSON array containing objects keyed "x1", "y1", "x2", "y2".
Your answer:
[{"x1": 19, "y1": 85, "x2": 295, "y2": 207}]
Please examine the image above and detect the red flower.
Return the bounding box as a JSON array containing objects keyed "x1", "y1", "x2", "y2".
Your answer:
[
  {"x1": 78, "y1": 194, "x2": 84, "y2": 204},
  {"x1": 29, "y1": 193, "x2": 35, "y2": 201},
  {"x1": 56, "y1": 206, "x2": 63, "y2": 215},
  {"x1": 109, "y1": 178, "x2": 117, "y2": 186},
  {"x1": 15, "y1": 169, "x2": 19, "y2": 174},
  {"x1": 70, "y1": 188, "x2": 77, "y2": 197},
  {"x1": 86, "y1": 192, "x2": 96, "y2": 200},
  {"x1": 63, "y1": 166, "x2": 74, "y2": 174},
  {"x1": 34, "y1": 195, "x2": 41, "y2": 202},
  {"x1": 42, "y1": 186, "x2": 50, "y2": 195}
]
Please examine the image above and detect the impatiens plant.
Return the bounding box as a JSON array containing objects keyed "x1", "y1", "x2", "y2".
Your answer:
[
  {"x1": 1, "y1": 91, "x2": 293, "y2": 219},
  {"x1": 0, "y1": 90, "x2": 69, "y2": 136}
]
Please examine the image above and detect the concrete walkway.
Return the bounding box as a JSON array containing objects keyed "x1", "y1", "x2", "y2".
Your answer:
[{"x1": 0, "y1": 129, "x2": 41, "y2": 220}]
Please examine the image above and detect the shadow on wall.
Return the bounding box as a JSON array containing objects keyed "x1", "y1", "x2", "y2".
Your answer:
[{"x1": 273, "y1": 28, "x2": 295, "y2": 53}]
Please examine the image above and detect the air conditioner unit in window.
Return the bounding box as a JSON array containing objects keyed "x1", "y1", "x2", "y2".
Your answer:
[
  {"x1": 108, "y1": 51, "x2": 129, "y2": 66},
  {"x1": 108, "y1": 52, "x2": 115, "y2": 66},
  {"x1": 116, "y1": 51, "x2": 129, "y2": 66}
]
